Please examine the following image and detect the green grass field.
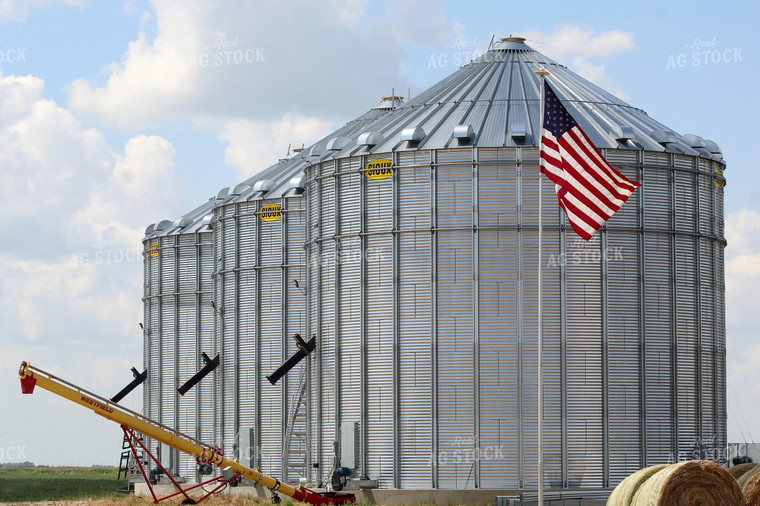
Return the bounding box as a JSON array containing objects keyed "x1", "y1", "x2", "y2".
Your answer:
[
  {"x1": 0, "y1": 466, "x2": 125, "y2": 503},
  {"x1": 0, "y1": 467, "x2": 370, "y2": 505}
]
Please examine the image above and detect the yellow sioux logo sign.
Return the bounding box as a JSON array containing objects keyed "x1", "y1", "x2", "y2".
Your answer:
[
  {"x1": 259, "y1": 203, "x2": 283, "y2": 221},
  {"x1": 364, "y1": 159, "x2": 393, "y2": 179}
]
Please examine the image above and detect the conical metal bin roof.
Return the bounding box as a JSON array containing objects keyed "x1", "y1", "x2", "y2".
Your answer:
[
  {"x1": 216, "y1": 104, "x2": 393, "y2": 205},
  {"x1": 148, "y1": 34, "x2": 725, "y2": 239},
  {"x1": 324, "y1": 36, "x2": 721, "y2": 160}
]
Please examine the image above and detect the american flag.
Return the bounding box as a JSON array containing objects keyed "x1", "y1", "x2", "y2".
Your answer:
[{"x1": 539, "y1": 82, "x2": 641, "y2": 240}]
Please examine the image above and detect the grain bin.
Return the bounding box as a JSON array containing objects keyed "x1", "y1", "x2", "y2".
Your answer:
[
  {"x1": 142, "y1": 200, "x2": 215, "y2": 479},
  {"x1": 142, "y1": 35, "x2": 727, "y2": 496},
  {"x1": 204, "y1": 102, "x2": 397, "y2": 480},
  {"x1": 209, "y1": 160, "x2": 308, "y2": 481},
  {"x1": 302, "y1": 37, "x2": 726, "y2": 490}
]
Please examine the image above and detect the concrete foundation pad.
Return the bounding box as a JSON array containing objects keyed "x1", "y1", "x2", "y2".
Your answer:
[
  {"x1": 134, "y1": 482, "x2": 271, "y2": 501},
  {"x1": 356, "y1": 488, "x2": 524, "y2": 505},
  {"x1": 134, "y1": 483, "x2": 609, "y2": 505}
]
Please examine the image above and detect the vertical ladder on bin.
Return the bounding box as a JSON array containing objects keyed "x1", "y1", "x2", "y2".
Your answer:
[
  {"x1": 283, "y1": 365, "x2": 308, "y2": 484},
  {"x1": 118, "y1": 432, "x2": 131, "y2": 480},
  {"x1": 118, "y1": 431, "x2": 146, "y2": 486},
  {"x1": 128, "y1": 435, "x2": 147, "y2": 484}
]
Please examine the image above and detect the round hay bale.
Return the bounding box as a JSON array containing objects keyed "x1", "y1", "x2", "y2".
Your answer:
[
  {"x1": 729, "y1": 462, "x2": 758, "y2": 481},
  {"x1": 631, "y1": 460, "x2": 742, "y2": 506},
  {"x1": 739, "y1": 463, "x2": 760, "y2": 493},
  {"x1": 607, "y1": 465, "x2": 669, "y2": 506},
  {"x1": 744, "y1": 470, "x2": 760, "y2": 506}
]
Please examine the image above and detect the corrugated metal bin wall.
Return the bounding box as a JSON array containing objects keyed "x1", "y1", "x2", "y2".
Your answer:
[
  {"x1": 143, "y1": 217, "x2": 214, "y2": 480},
  {"x1": 304, "y1": 145, "x2": 726, "y2": 490},
  {"x1": 211, "y1": 188, "x2": 307, "y2": 479}
]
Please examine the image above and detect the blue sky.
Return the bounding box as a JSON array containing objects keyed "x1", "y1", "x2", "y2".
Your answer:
[{"x1": 0, "y1": 0, "x2": 758, "y2": 466}]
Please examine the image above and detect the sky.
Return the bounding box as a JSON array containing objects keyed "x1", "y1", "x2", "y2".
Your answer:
[{"x1": 0, "y1": 0, "x2": 758, "y2": 467}]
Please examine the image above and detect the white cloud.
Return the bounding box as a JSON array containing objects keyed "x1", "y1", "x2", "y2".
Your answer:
[
  {"x1": 0, "y1": 68, "x2": 184, "y2": 464},
  {"x1": 67, "y1": 2, "x2": 201, "y2": 129},
  {"x1": 725, "y1": 208, "x2": 760, "y2": 338},
  {"x1": 219, "y1": 115, "x2": 332, "y2": 179},
  {"x1": 66, "y1": 0, "x2": 410, "y2": 130},
  {"x1": 725, "y1": 207, "x2": 760, "y2": 254},
  {"x1": 724, "y1": 208, "x2": 760, "y2": 443},
  {"x1": 72, "y1": 134, "x2": 179, "y2": 244},
  {"x1": 386, "y1": 0, "x2": 457, "y2": 46},
  {"x1": 0, "y1": 72, "x2": 113, "y2": 257},
  {"x1": 521, "y1": 24, "x2": 635, "y2": 99},
  {"x1": 330, "y1": 0, "x2": 367, "y2": 27},
  {"x1": 529, "y1": 24, "x2": 635, "y2": 60},
  {"x1": 0, "y1": 0, "x2": 82, "y2": 23},
  {"x1": 0, "y1": 73, "x2": 182, "y2": 336}
]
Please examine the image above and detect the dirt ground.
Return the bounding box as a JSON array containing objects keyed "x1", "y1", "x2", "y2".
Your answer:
[{"x1": 5, "y1": 495, "x2": 279, "y2": 506}]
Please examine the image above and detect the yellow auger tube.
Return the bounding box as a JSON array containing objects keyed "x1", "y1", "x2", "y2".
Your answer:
[{"x1": 18, "y1": 361, "x2": 299, "y2": 499}]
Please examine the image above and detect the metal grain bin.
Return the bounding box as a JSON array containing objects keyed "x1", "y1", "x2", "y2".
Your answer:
[
  {"x1": 142, "y1": 36, "x2": 726, "y2": 496},
  {"x1": 142, "y1": 200, "x2": 215, "y2": 479},
  {"x1": 141, "y1": 99, "x2": 394, "y2": 483},
  {"x1": 204, "y1": 100, "x2": 395, "y2": 481},
  {"x1": 210, "y1": 163, "x2": 308, "y2": 480},
  {"x1": 303, "y1": 37, "x2": 726, "y2": 491}
]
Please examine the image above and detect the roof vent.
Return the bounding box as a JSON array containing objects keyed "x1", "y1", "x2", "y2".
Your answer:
[
  {"x1": 650, "y1": 129, "x2": 678, "y2": 146},
  {"x1": 358, "y1": 131, "x2": 384, "y2": 147},
  {"x1": 401, "y1": 126, "x2": 426, "y2": 143},
  {"x1": 155, "y1": 219, "x2": 173, "y2": 231},
  {"x1": 610, "y1": 125, "x2": 635, "y2": 141},
  {"x1": 172, "y1": 216, "x2": 193, "y2": 229},
  {"x1": 145, "y1": 223, "x2": 156, "y2": 235},
  {"x1": 703, "y1": 139, "x2": 722, "y2": 156},
  {"x1": 200, "y1": 214, "x2": 212, "y2": 228},
  {"x1": 374, "y1": 95, "x2": 404, "y2": 109},
  {"x1": 511, "y1": 123, "x2": 527, "y2": 139},
  {"x1": 326, "y1": 136, "x2": 352, "y2": 151},
  {"x1": 216, "y1": 187, "x2": 230, "y2": 200},
  {"x1": 231, "y1": 183, "x2": 249, "y2": 196},
  {"x1": 493, "y1": 36, "x2": 531, "y2": 51},
  {"x1": 682, "y1": 134, "x2": 707, "y2": 149},
  {"x1": 253, "y1": 179, "x2": 275, "y2": 194},
  {"x1": 454, "y1": 124, "x2": 474, "y2": 140},
  {"x1": 290, "y1": 174, "x2": 306, "y2": 190},
  {"x1": 309, "y1": 142, "x2": 326, "y2": 156}
]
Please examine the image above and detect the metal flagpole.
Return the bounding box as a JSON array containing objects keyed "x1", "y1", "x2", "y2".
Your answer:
[{"x1": 535, "y1": 68, "x2": 550, "y2": 506}]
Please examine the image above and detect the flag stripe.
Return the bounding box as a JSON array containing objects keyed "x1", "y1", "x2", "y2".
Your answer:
[
  {"x1": 563, "y1": 128, "x2": 635, "y2": 200},
  {"x1": 544, "y1": 130, "x2": 618, "y2": 221},
  {"x1": 558, "y1": 196, "x2": 596, "y2": 240},
  {"x1": 539, "y1": 82, "x2": 640, "y2": 240},
  {"x1": 566, "y1": 127, "x2": 639, "y2": 194},
  {"x1": 576, "y1": 127, "x2": 640, "y2": 190},
  {"x1": 557, "y1": 146, "x2": 619, "y2": 216},
  {"x1": 559, "y1": 141, "x2": 631, "y2": 213}
]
